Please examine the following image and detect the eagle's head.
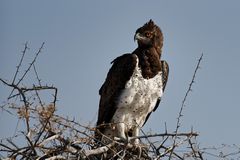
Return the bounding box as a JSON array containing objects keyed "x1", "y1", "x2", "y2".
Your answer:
[{"x1": 134, "y1": 19, "x2": 163, "y2": 54}]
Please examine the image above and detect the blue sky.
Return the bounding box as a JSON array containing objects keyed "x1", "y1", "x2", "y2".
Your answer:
[{"x1": 1, "y1": 0, "x2": 240, "y2": 155}]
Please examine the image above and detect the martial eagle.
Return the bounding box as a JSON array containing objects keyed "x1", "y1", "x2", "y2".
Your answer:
[{"x1": 96, "y1": 20, "x2": 169, "y2": 144}]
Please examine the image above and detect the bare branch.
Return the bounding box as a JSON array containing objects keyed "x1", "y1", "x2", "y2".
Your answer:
[
  {"x1": 8, "y1": 42, "x2": 45, "y2": 99},
  {"x1": 4, "y1": 46, "x2": 238, "y2": 159},
  {"x1": 131, "y1": 132, "x2": 198, "y2": 140},
  {"x1": 169, "y1": 53, "x2": 203, "y2": 159},
  {"x1": 45, "y1": 155, "x2": 66, "y2": 160},
  {"x1": 12, "y1": 42, "x2": 29, "y2": 85},
  {"x1": 83, "y1": 142, "x2": 115, "y2": 157}
]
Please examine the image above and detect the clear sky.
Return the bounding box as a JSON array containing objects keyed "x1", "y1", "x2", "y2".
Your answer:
[{"x1": 1, "y1": 0, "x2": 240, "y2": 156}]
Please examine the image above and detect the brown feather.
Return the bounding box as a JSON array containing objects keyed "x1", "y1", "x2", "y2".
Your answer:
[
  {"x1": 144, "y1": 60, "x2": 169, "y2": 125},
  {"x1": 96, "y1": 19, "x2": 168, "y2": 141},
  {"x1": 96, "y1": 54, "x2": 137, "y2": 134}
]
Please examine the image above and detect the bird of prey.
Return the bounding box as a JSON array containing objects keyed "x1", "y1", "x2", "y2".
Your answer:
[{"x1": 96, "y1": 20, "x2": 169, "y2": 144}]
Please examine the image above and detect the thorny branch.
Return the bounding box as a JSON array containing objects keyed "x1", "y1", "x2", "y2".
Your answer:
[
  {"x1": 8, "y1": 42, "x2": 45, "y2": 99},
  {"x1": 12, "y1": 42, "x2": 29, "y2": 85},
  {"x1": 169, "y1": 53, "x2": 203, "y2": 160},
  {"x1": 1, "y1": 46, "x2": 238, "y2": 159}
]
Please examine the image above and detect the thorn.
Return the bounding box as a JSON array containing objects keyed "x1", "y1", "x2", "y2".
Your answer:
[{"x1": 164, "y1": 122, "x2": 168, "y2": 133}]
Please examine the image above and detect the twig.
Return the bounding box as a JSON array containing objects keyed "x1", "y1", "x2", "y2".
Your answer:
[
  {"x1": 130, "y1": 132, "x2": 198, "y2": 140},
  {"x1": 83, "y1": 142, "x2": 115, "y2": 157},
  {"x1": 1, "y1": 78, "x2": 30, "y2": 132},
  {"x1": 45, "y1": 155, "x2": 66, "y2": 160},
  {"x1": 188, "y1": 138, "x2": 198, "y2": 158},
  {"x1": 140, "y1": 127, "x2": 157, "y2": 156},
  {"x1": 156, "y1": 136, "x2": 190, "y2": 159},
  {"x1": 8, "y1": 42, "x2": 45, "y2": 99},
  {"x1": 0, "y1": 103, "x2": 14, "y2": 115},
  {"x1": 169, "y1": 53, "x2": 203, "y2": 159},
  {"x1": 33, "y1": 64, "x2": 42, "y2": 86},
  {"x1": 12, "y1": 42, "x2": 29, "y2": 85},
  {"x1": 38, "y1": 134, "x2": 60, "y2": 147},
  {"x1": 156, "y1": 136, "x2": 169, "y2": 155},
  {"x1": 33, "y1": 63, "x2": 44, "y2": 106},
  {"x1": 156, "y1": 145, "x2": 183, "y2": 160},
  {"x1": 8, "y1": 85, "x2": 57, "y2": 100}
]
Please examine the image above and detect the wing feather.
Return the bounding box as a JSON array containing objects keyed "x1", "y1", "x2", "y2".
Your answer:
[
  {"x1": 153, "y1": 60, "x2": 169, "y2": 111},
  {"x1": 96, "y1": 54, "x2": 137, "y2": 132},
  {"x1": 143, "y1": 60, "x2": 169, "y2": 125}
]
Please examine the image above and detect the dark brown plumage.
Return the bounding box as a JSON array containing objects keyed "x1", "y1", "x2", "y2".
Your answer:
[{"x1": 96, "y1": 20, "x2": 169, "y2": 143}]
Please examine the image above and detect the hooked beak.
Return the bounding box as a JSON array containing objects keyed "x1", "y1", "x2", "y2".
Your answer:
[{"x1": 134, "y1": 32, "x2": 145, "y2": 42}]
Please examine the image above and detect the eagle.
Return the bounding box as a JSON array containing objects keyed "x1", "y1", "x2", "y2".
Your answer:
[{"x1": 96, "y1": 20, "x2": 169, "y2": 144}]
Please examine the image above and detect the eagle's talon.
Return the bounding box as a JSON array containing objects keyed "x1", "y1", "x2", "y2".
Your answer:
[
  {"x1": 134, "y1": 144, "x2": 142, "y2": 159},
  {"x1": 114, "y1": 136, "x2": 128, "y2": 144}
]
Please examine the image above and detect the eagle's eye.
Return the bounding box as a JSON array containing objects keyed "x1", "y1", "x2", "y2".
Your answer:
[{"x1": 145, "y1": 32, "x2": 151, "y2": 38}]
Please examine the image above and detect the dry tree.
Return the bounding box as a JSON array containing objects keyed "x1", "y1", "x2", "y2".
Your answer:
[{"x1": 1, "y1": 43, "x2": 236, "y2": 160}]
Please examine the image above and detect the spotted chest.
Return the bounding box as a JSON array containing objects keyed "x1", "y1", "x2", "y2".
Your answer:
[{"x1": 112, "y1": 56, "x2": 163, "y2": 129}]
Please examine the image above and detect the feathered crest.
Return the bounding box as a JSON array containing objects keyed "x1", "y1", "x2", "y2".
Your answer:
[
  {"x1": 147, "y1": 19, "x2": 155, "y2": 27},
  {"x1": 143, "y1": 19, "x2": 158, "y2": 30},
  {"x1": 136, "y1": 19, "x2": 161, "y2": 34}
]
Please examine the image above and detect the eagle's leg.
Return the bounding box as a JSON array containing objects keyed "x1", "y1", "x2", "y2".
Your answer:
[
  {"x1": 132, "y1": 127, "x2": 140, "y2": 144},
  {"x1": 115, "y1": 122, "x2": 127, "y2": 142}
]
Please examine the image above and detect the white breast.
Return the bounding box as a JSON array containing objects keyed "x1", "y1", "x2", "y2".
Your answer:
[{"x1": 112, "y1": 56, "x2": 163, "y2": 129}]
